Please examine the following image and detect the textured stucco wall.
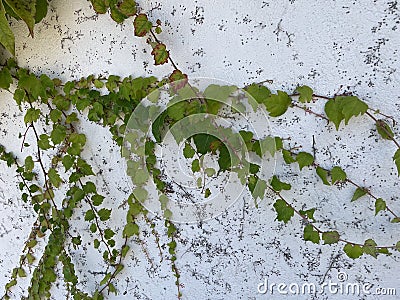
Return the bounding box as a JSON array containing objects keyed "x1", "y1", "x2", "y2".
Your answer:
[{"x1": 0, "y1": 0, "x2": 400, "y2": 299}]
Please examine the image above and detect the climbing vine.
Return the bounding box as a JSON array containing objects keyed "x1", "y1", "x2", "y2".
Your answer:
[{"x1": 0, "y1": 0, "x2": 399, "y2": 299}]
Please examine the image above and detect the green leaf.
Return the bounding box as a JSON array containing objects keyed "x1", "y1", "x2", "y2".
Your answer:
[
  {"x1": 5, "y1": 0, "x2": 36, "y2": 36},
  {"x1": 270, "y1": 175, "x2": 291, "y2": 192},
  {"x1": 322, "y1": 231, "x2": 340, "y2": 244},
  {"x1": 376, "y1": 119, "x2": 394, "y2": 140},
  {"x1": 324, "y1": 99, "x2": 344, "y2": 130},
  {"x1": 391, "y1": 217, "x2": 400, "y2": 223},
  {"x1": 331, "y1": 166, "x2": 347, "y2": 184},
  {"x1": 104, "y1": 228, "x2": 115, "y2": 239},
  {"x1": 76, "y1": 158, "x2": 94, "y2": 175},
  {"x1": 295, "y1": 85, "x2": 313, "y2": 103},
  {"x1": 88, "y1": 102, "x2": 104, "y2": 122},
  {"x1": 303, "y1": 224, "x2": 320, "y2": 244},
  {"x1": 155, "y1": 26, "x2": 162, "y2": 34},
  {"x1": 69, "y1": 133, "x2": 86, "y2": 146},
  {"x1": 341, "y1": 96, "x2": 368, "y2": 124},
  {"x1": 19, "y1": 72, "x2": 45, "y2": 100},
  {"x1": 18, "y1": 267, "x2": 26, "y2": 277},
  {"x1": 66, "y1": 112, "x2": 79, "y2": 124},
  {"x1": 343, "y1": 243, "x2": 363, "y2": 259},
  {"x1": 118, "y1": 0, "x2": 137, "y2": 16},
  {"x1": 93, "y1": 79, "x2": 104, "y2": 89},
  {"x1": 218, "y1": 144, "x2": 231, "y2": 171},
  {"x1": 121, "y1": 245, "x2": 130, "y2": 257},
  {"x1": 90, "y1": 223, "x2": 97, "y2": 233},
  {"x1": 193, "y1": 134, "x2": 218, "y2": 155},
  {"x1": 110, "y1": 4, "x2": 126, "y2": 23},
  {"x1": 53, "y1": 94, "x2": 70, "y2": 110},
  {"x1": 374, "y1": 198, "x2": 386, "y2": 215},
  {"x1": 299, "y1": 208, "x2": 316, "y2": 221},
  {"x1": 151, "y1": 43, "x2": 169, "y2": 65},
  {"x1": 258, "y1": 136, "x2": 278, "y2": 156},
  {"x1": 26, "y1": 253, "x2": 35, "y2": 264},
  {"x1": 273, "y1": 199, "x2": 294, "y2": 223},
  {"x1": 5, "y1": 279, "x2": 17, "y2": 290},
  {"x1": 205, "y1": 167, "x2": 215, "y2": 177},
  {"x1": 247, "y1": 175, "x2": 258, "y2": 193},
  {"x1": 84, "y1": 210, "x2": 95, "y2": 221},
  {"x1": 245, "y1": 83, "x2": 271, "y2": 106},
  {"x1": 204, "y1": 188, "x2": 211, "y2": 198},
  {"x1": 363, "y1": 239, "x2": 378, "y2": 258},
  {"x1": 98, "y1": 208, "x2": 111, "y2": 221},
  {"x1": 71, "y1": 236, "x2": 81, "y2": 246},
  {"x1": 38, "y1": 134, "x2": 51, "y2": 150},
  {"x1": 204, "y1": 98, "x2": 222, "y2": 115},
  {"x1": 393, "y1": 149, "x2": 400, "y2": 176},
  {"x1": 133, "y1": 14, "x2": 152, "y2": 37},
  {"x1": 34, "y1": 0, "x2": 48, "y2": 23},
  {"x1": 191, "y1": 159, "x2": 200, "y2": 172},
  {"x1": 83, "y1": 182, "x2": 96, "y2": 194},
  {"x1": 396, "y1": 241, "x2": 400, "y2": 251},
  {"x1": 24, "y1": 155, "x2": 34, "y2": 172},
  {"x1": 249, "y1": 163, "x2": 260, "y2": 174},
  {"x1": 296, "y1": 152, "x2": 314, "y2": 170},
  {"x1": 0, "y1": 4, "x2": 15, "y2": 56},
  {"x1": 13, "y1": 88, "x2": 25, "y2": 104},
  {"x1": 204, "y1": 84, "x2": 236, "y2": 102},
  {"x1": 166, "y1": 101, "x2": 186, "y2": 121},
  {"x1": 48, "y1": 168, "x2": 62, "y2": 188},
  {"x1": 351, "y1": 187, "x2": 368, "y2": 201},
  {"x1": 282, "y1": 149, "x2": 296, "y2": 164},
  {"x1": 62, "y1": 155, "x2": 74, "y2": 171},
  {"x1": 325, "y1": 96, "x2": 368, "y2": 130},
  {"x1": 196, "y1": 177, "x2": 202, "y2": 188},
  {"x1": 169, "y1": 70, "x2": 188, "y2": 91},
  {"x1": 123, "y1": 222, "x2": 139, "y2": 237},
  {"x1": 264, "y1": 91, "x2": 292, "y2": 117},
  {"x1": 251, "y1": 178, "x2": 267, "y2": 201},
  {"x1": 50, "y1": 124, "x2": 66, "y2": 145},
  {"x1": 27, "y1": 239, "x2": 37, "y2": 248},
  {"x1": 316, "y1": 166, "x2": 330, "y2": 185},
  {"x1": 92, "y1": 194, "x2": 104, "y2": 206},
  {"x1": 183, "y1": 143, "x2": 195, "y2": 158},
  {"x1": 90, "y1": 0, "x2": 108, "y2": 14},
  {"x1": 24, "y1": 108, "x2": 40, "y2": 124},
  {"x1": 49, "y1": 109, "x2": 62, "y2": 123},
  {"x1": 100, "y1": 273, "x2": 111, "y2": 286},
  {"x1": 0, "y1": 67, "x2": 13, "y2": 89}
]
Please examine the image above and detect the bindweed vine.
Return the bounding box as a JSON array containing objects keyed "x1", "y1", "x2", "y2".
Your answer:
[{"x1": 0, "y1": 0, "x2": 399, "y2": 299}]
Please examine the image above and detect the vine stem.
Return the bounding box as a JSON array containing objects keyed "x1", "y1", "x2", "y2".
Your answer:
[
  {"x1": 143, "y1": 213, "x2": 164, "y2": 261},
  {"x1": 290, "y1": 93, "x2": 400, "y2": 150},
  {"x1": 98, "y1": 237, "x2": 129, "y2": 294},
  {"x1": 268, "y1": 186, "x2": 397, "y2": 249},
  {"x1": 286, "y1": 148, "x2": 399, "y2": 220},
  {"x1": 291, "y1": 102, "x2": 329, "y2": 121},
  {"x1": 78, "y1": 178, "x2": 113, "y2": 260}
]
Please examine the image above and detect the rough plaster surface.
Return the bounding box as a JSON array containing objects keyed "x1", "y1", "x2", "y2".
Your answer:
[{"x1": 0, "y1": 0, "x2": 400, "y2": 299}]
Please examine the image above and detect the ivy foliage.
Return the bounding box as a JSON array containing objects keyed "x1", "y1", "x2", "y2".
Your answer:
[{"x1": 0, "y1": 1, "x2": 399, "y2": 299}]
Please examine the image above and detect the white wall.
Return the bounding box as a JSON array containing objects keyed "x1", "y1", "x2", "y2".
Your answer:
[{"x1": 0, "y1": 0, "x2": 399, "y2": 299}]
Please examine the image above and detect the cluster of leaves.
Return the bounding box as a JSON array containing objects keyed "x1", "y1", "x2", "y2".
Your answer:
[
  {"x1": 0, "y1": 60, "x2": 158, "y2": 298},
  {"x1": 135, "y1": 74, "x2": 400, "y2": 259}
]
